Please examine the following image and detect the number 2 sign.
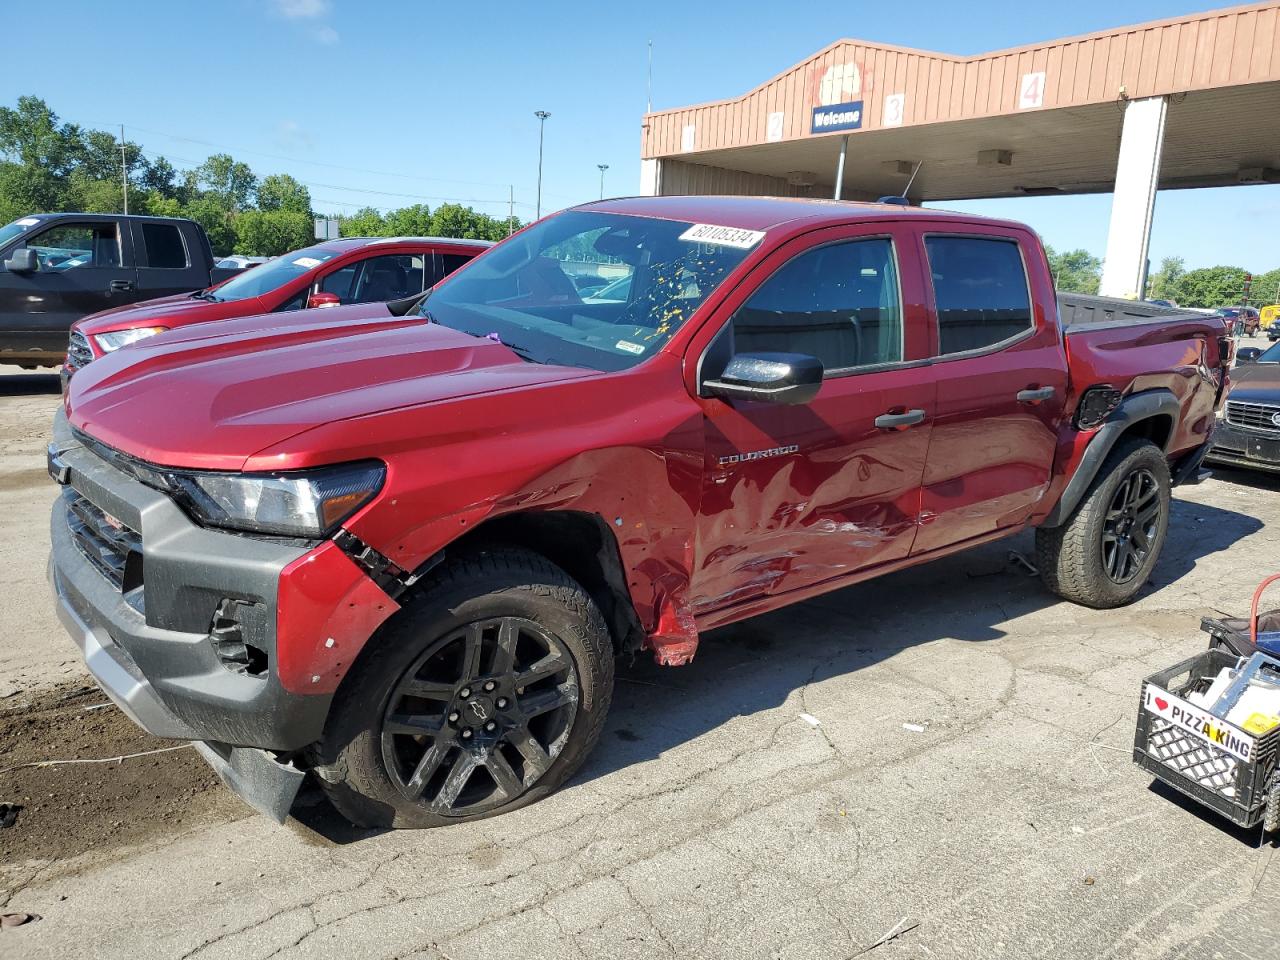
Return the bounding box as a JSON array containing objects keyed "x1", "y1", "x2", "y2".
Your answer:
[{"x1": 1019, "y1": 71, "x2": 1046, "y2": 109}]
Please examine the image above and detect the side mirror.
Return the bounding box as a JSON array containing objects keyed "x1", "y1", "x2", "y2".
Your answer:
[
  {"x1": 3, "y1": 248, "x2": 38, "y2": 273},
  {"x1": 702, "y1": 352, "x2": 823, "y2": 405},
  {"x1": 1237, "y1": 347, "x2": 1263, "y2": 365},
  {"x1": 307, "y1": 291, "x2": 341, "y2": 309}
]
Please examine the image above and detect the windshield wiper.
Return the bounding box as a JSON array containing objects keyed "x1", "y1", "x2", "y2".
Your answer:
[{"x1": 191, "y1": 289, "x2": 221, "y2": 302}]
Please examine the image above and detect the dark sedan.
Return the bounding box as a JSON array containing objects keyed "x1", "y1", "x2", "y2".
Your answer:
[{"x1": 1207, "y1": 341, "x2": 1280, "y2": 475}]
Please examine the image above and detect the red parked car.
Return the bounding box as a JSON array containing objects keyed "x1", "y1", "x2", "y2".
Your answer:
[
  {"x1": 64, "y1": 236, "x2": 491, "y2": 371},
  {"x1": 49, "y1": 196, "x2": 1229, "y2": 828}
]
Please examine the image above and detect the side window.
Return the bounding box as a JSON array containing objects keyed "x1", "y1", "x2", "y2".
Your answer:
[
  {"x1": 728, "y1": 237, "x2": 903, "y2": 373},
  {"x1": 925, "y1": 236, "x2": 1033, "y2": 355},
  {"x1": 439, "y1": 253, "x2": 472, "y2": 278},
  {"x1": 350, "y1": 254, "x2": 423, "y2": 303},
  {"x1": 318, "y1": 264, "x2": 358, "y2": 303},
  {"x1": 26, "y1": 223, "x2": 121, "y2": 271},
  {"x1": 138, "y1": 223, "x2": 188, "y2": 269},
  {"x1": 274, "y1": 289, "x2": 308, "y2": 312}
]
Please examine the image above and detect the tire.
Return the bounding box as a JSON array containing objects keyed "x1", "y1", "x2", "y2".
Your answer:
[
  {"x1": 311, "y1": 547, "x2": 614, "y2": 828},
  {"x1": 1035, "y1": 437, "x2": 1171, "y2": 609}
]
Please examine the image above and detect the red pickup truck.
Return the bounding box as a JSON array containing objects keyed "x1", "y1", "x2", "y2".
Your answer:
[{"x1": 48, "y1": 196, "x2": 1229, "y2": 828}]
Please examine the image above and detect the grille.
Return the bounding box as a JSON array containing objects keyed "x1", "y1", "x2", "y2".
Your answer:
[
  {"x1": 66, "y1": 330, "x2": 94, "y2": 369},
  {"x1": 65, "y1": 491, "x2": 142, "y2": 591},
  {"x1": 1225, "y1": 400, "x2": 1280, "y2": 435}
]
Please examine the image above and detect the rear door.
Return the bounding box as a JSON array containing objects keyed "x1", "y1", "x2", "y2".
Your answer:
[
  {"x1": 691, "y1": 222, "x2": 937, "y2": 611},
  {"x1": 910, "y1": 226, "x2": 1068, "y2": 555},
  {"x1": 131, "y1": 220, "x2": 210, "y2": 301},
  {"x1": 0, "y1": 219, "x2": 137, "y2": 354}
]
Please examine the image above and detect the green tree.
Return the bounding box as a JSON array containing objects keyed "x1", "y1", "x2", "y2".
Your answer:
[
  {"x1": 338, "y1": 206, "x2": 388, "y2": 237},
  {"x1": 233, "y1": 209, "x2": 314, "y2": 257},
  {"x1": 196, "y1": 153, "x2": 257, "y2": 213},
  {"x1": 257, "y1": 173, "x2": 312, "y2": 215},
  {"x1": 184, "y1": 194, "x2": 237, "y2": 256},
  {"x1": 1045, "y1": 245, "x2": 1102, "y2": 295},
  {"x1": 1146, "y1": 256, "x2": 1185, "y2": 303},
  {"x1": 383, "y1": 203, "x2": 434, "y2": 236},
  {"x1": 1170, "y1": 266, "x2": 1250, "y2": 309},
  {"x1": 1248, "y1": 267, "x2": 1280, "y2": 307}
]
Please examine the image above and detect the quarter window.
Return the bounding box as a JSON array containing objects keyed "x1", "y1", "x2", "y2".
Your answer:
[
  {"x1": 925, "y1": 236, "x2": 1033, "y2": 355},
  {"x1": 727, "y1": 237, "x2": 903, "y2": 372}
]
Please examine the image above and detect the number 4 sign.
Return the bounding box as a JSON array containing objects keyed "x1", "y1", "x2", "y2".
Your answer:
[{"x1": 1019, "y1": 71, "x2": 1046, "y2": 109}]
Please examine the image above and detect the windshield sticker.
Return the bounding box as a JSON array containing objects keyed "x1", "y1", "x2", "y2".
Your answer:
[
  {"x1": 614, "y1": 340, "x2": 645, "y2": 355},
  {"x1": 16, "y1": 217, "x2": 40, "y2": 226},
  {"x1": 292, "y1": 256, "x2": 323, "y2": 268},
  {"x1": 678, "y1": 224, "x2": 766, "y2": 249}
]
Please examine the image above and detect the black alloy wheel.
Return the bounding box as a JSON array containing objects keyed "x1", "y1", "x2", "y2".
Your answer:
[
  {"x1": 381, "y1": 616, "x2": 580, "y2": 817},
  {"x1": 1101, "y1": 467, "x2": 1161, "y2": 584}
]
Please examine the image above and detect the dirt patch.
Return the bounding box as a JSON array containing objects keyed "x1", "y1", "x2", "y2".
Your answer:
[{"x1": 0, "y1": 681, "x2": 246, "y2": 873}]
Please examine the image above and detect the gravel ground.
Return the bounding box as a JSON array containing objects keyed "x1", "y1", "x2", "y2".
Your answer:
[{"x1": 2, "y1": 352, "x2": 1279, "y2": 959}]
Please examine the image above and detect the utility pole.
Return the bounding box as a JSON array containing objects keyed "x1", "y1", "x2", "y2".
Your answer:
[
  {"x1": 120, "y1": 124, "x2": 129, "y2": 215},
  {"x1": 508, "y1": 185, "x2": 514, "y2": 237},
  {"x1": 534, "y1": 111, "x2": 551, "y2": 220},
  {"x1": 597, "y1": 164, "x2": 609, "y2": 200}
]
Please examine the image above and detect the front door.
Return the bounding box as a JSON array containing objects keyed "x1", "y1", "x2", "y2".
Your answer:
[
  {"x1": 0, "y1": 220, "x2": 137, "y2": 354},
  {"x1": 910, "y1": 229, "x2": 1068, "y2": 555},
  {"x1": 691, "y1": 224, "x2": 936, "y2": 614}
]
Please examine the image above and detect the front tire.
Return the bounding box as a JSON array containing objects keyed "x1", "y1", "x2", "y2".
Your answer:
[
  {"x1": 312, "y1": 548, "x2": 614, "y2": 828},
  {"x1": 1035, "y1": 437, "x2": 1171, "y2": 609}
]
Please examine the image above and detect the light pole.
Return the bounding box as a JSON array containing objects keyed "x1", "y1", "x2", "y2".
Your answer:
[
  {"x1": 534, "y1": 111, "x2": 551, "y2": 219},
  {"x1": 597, "y1": 164, "x2": 609, "y2": 200}
]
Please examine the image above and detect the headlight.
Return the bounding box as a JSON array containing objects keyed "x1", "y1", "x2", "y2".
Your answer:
[
  {"x1": 94, "y1": 327, "x2": 168, "y2": 353},
  {"x1": 166, "y1": 461, "x2": 386, "y2": 538}
]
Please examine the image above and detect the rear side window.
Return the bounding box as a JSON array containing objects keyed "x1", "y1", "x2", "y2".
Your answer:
[
  {"x1": 139, "y1": 223, "x2": 188, "y2": 269},
  {"x1": 925, "y1": 236, "x2": 1033, "y2": 355},
  {"x1": 728, "y1": 237, "x2": 903, "y2": 373}
]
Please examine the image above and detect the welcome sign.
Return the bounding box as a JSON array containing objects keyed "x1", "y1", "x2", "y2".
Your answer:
[{"x1": 812, "y1": 101, "x2": 863, "y2": 133}]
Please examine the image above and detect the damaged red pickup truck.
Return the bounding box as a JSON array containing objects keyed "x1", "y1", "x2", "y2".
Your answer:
[{"x1": 48, "y1": 196, "x2": 1229, "y2": 828}]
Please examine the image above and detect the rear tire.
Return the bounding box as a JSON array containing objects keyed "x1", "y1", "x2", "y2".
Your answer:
[
  {"x1": 311, "y1": 548, "x2": 614, "y2": 828},
  {"x1": 1035, "y1": 438, "x2": 1171, "y2": 609}
]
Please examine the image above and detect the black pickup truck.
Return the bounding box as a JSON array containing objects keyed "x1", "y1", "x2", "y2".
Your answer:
[{"x1": 0, "y1": 212, "x2": 241, "y2": 368}]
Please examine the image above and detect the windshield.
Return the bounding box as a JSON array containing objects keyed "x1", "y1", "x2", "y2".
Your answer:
[
  {"x1": 0, "y1": 217, "x2": 42, "y2": 250},
  {"x1": 417, "y1": 211, "x2": 756, "y2": 371},
  {"x1": 208, "y1": 245, "x2": 338, "y2": 301},
  {"x1": 1259, "y1": 342, "x2": 1280, "y2": 363}
]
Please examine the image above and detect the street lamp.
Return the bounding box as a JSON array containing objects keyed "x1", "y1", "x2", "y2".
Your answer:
[
  {"x1": 597, "y1": 163, "x2": 609, "y2": 200},
  {"x1": 534, "y1": 111, "x2": 551, "y2": 219}
]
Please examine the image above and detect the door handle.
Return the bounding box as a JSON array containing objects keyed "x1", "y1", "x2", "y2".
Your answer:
[
  {"x1": 874, "y1": 408, "x2": 926, "y2": 429},
  {"x1": 109, "y1": 279, "x2": 135, "y2": 292},
  {"x1": 1017, "y1": 386, "x2": 1055, "y2": 403}
]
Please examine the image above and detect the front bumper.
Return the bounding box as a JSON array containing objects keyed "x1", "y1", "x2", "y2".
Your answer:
[
  {"x1": 1205, "y1": 420, "x2": 1280, "y2": 475},
  {"x1": 46, "y1": 407, "x2": 339, "y2": 753}
]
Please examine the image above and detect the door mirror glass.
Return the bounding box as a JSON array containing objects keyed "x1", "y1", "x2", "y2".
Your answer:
[
  {"x1": 702, "y1": 352, "x2": 823, "y2": 405},
  {"x1": 307, "y1": 291, "x2": 342, "y2": 309},
  {"x1": 3, "y1": 248, "x2": 38, "y2": 273}
]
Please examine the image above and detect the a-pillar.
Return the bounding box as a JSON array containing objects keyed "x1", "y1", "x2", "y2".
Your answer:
[{"x1": 1099, "y1": 96, "x2": 1168, "y2": 300}]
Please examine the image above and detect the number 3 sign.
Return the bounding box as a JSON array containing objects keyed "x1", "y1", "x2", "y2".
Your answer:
[
  {"x1": 882, "y1": 93, "x2": 905, "y2": 128},
  {"x1": 1019, "y1": 71, "x2": 1045, "y2": 109}
]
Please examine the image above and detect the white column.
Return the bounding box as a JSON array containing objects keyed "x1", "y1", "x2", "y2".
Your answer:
[
  {"x1": 639, "y1": 158, "x2": 662, "y2": 196},
  {"x1": 1099, "y1": 96, "x2": 1168, "y2": 300},
  {"x1": 834, "y1": 135, "x2": 848, "y2": 200}
]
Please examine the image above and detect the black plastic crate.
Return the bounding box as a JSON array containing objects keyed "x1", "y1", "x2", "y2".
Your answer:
[{"x1": 1133, "y1": 648, "x2": 1280, "y2": 829}]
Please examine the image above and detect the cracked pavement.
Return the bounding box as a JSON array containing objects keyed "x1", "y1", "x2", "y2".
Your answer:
[{"x1": 3, "y1": 368, "x2": 1280, "y2": 958}]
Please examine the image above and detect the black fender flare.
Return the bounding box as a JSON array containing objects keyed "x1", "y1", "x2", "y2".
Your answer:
[{"x1": 1039, "y1": 388, "x2": 1181, "y2": 528}]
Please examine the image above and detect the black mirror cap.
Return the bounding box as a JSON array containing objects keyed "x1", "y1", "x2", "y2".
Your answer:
[
  {"x1": 702, "y1": 351, "x2": 823, "y2": 405},
  {"x1": 1237, "y1": 347, "x2": 1263, "y2": 365},
  {"x1": 3, "y1": 248, "x2": 38, "y2": 273}
]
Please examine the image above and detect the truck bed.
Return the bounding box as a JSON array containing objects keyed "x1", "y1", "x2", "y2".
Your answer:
[{"x1": 1057, "y1": 292, "x2": 1208, "y2": 332}]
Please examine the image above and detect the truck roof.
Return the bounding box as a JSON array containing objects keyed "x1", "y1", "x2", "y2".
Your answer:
[{"x1": 584, "y1": 195, "x2": 1028, "y2": 233}]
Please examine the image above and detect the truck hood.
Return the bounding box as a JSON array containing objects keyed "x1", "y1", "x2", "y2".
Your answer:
[
  {"x1": 75, "y1": 293, "x2": 260, "y2": 334},
  {"x1": 66, "y1": 310, "x2": 594, "y2": 470},
  {"x1": 1228, "y1": 361, "x2": 1280, "y2": 402}
]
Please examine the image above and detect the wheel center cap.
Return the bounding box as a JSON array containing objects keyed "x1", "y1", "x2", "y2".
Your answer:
[{"x1": 466, "y1": 697, "x2": 495, "y2": 723}]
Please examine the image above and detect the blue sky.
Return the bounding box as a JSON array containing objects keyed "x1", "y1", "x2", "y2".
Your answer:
[{"x1": 5, "y1": 0, "x2": 1277, "y2": 271}]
